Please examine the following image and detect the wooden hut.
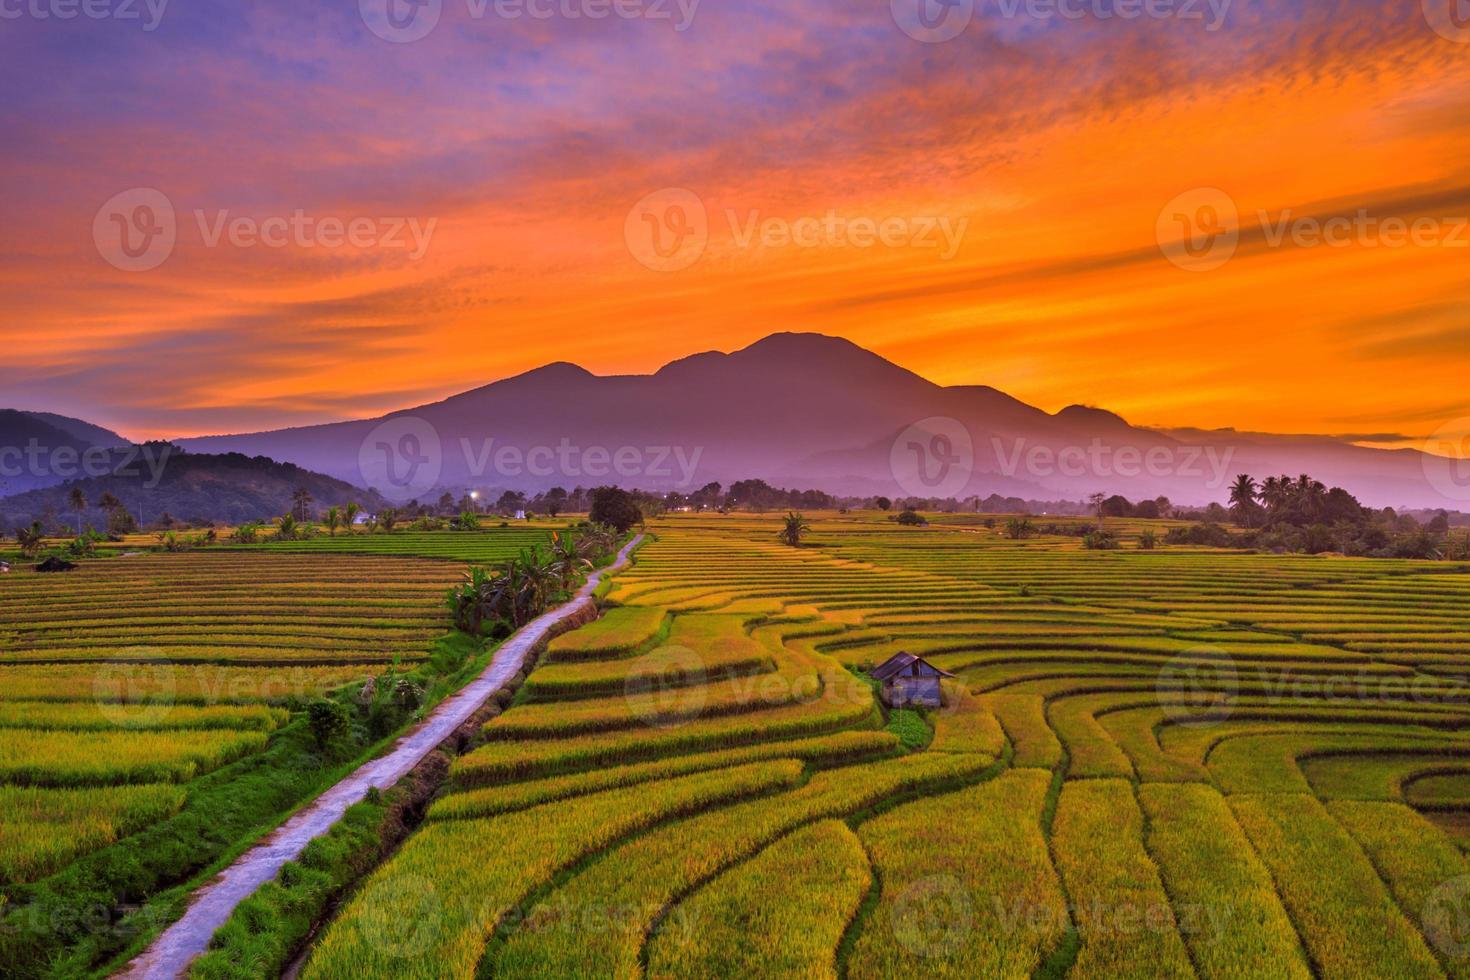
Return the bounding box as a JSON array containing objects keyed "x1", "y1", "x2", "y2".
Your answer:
[{"x1": 869, "y1": 651, "x2": 953, "y2": 708}]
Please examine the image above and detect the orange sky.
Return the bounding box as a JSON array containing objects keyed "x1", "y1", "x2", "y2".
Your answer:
[{"x1": 3, "y1": 1, "x2": 1468, "y2": 453}]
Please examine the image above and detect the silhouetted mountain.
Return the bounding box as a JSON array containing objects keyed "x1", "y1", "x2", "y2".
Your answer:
[
  {"x1": 157, "y1": 332, "x2": 1461, "y2": 509},
  {"x1": 0, "y1": 410, "x2": 130, "y2": 497},
  {"x1": 0, "y1": 449, "x2": 389, "y2": 533}
]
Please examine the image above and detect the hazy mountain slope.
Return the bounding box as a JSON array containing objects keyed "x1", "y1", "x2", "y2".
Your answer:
[
  {"x1": 0, "y1": 450, "x2": 390, "y2": 532},
  {"x1": 0, "y1": 410, "x2": 130, "y2": 496},
  {"x1": 155, "y1": 332, "x2": 1461, "y2": 509}
]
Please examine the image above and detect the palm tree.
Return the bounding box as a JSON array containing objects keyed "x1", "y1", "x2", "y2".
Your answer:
[
  {"x1": 1228, "y1": 474, "x2": 1258, "y2": 527},
  {"x1": 15, "y1": 522, "x2": 44, "y2": 558},
  {"x1": 276, "y1": 513, "x2": 300, "y2": 541},
  {"x1": 380, "y1": 508, "x2": 399, "y2": 533},
  {"x1": 1294, "y1": 474, "x2": 1327, "y2": 522},
  {"x1": 514, "y1": 546, "x2": 557, "y2": 621},
  {"x1": 779, "y1": 511, "x2": 811, "y2": 547},
  {"x1": 291, "y1": 487, "x2": 314, "y2": 522},
  {"x1": 324, "y1": 506, "x2": 342, "y2": 536},
  {"x1": 344, "y1": 501, "x2": 361, "y2": 533},
  {"x1": 68, "y1": 487, "x2": 87, "y2": 535},
  {"x1": 1259, "y1": 476, "x2": 1286, "y2": 515},
  {"x1": 549, "y1": 531, "x2": 590, "y2": 591},
  {"x1": 1088, "y1": 492, "x2": 1106, "y2": 524}
]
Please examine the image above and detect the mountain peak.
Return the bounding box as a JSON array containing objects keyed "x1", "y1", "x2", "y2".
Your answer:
[
  {"x1": 1055, "y1": 403, "x2": 1129, "y2": 427},
  {"x1": 513, "y1": 361, "x2": 594, "y2": 381},
  {"x1": 738, "y1": 331, "x2": 869, "y2": 357}
]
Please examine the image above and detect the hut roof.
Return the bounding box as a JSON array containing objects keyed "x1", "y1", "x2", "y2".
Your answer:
[{"x1": 870, "y1": 651, "x2": 955, "y2": 681}]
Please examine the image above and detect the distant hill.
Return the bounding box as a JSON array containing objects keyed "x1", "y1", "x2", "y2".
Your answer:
[
  {"x1": 172, "y1": 332, "x2": 1459, "y2": 509},
  {"x1": 0, "y1": 448, "x2": 390, "y2": 533},
  {"x1": 0, "y1": 409, "x2": 130, "y2": 496}
]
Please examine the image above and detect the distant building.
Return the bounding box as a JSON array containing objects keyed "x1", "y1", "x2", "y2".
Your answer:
[{"x1": 869, "y1": 651, "x2": 953, "y2": 708}]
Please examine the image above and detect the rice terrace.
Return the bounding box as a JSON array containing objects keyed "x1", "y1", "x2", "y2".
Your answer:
[
  {"x1": 8, "y1": 0, "x2": 1470, "y2": 977},
  {"x1": 4, "y1": 504, "x2": 1470, "y2": 978}
]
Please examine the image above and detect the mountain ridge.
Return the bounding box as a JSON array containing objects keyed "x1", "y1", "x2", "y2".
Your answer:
[{"x1": 6, "y1": 333, "x2": 1457, "y2": 510}]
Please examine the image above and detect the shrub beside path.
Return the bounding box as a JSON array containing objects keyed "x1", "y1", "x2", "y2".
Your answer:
[{"x1": 117, "y1": 534, "x2": 644, "y2": 980}]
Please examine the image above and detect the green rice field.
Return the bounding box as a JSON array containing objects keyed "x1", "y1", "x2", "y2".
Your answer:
[
  {"x1": 290, "y1": 511, "x2": 1470, "y2": 979},
  {"x1": 10, "y1": 513, "x2": 1470, "y2": 978},
  {"x1": 0, "y1": 527, "x2": 552, "y2": 976}
]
